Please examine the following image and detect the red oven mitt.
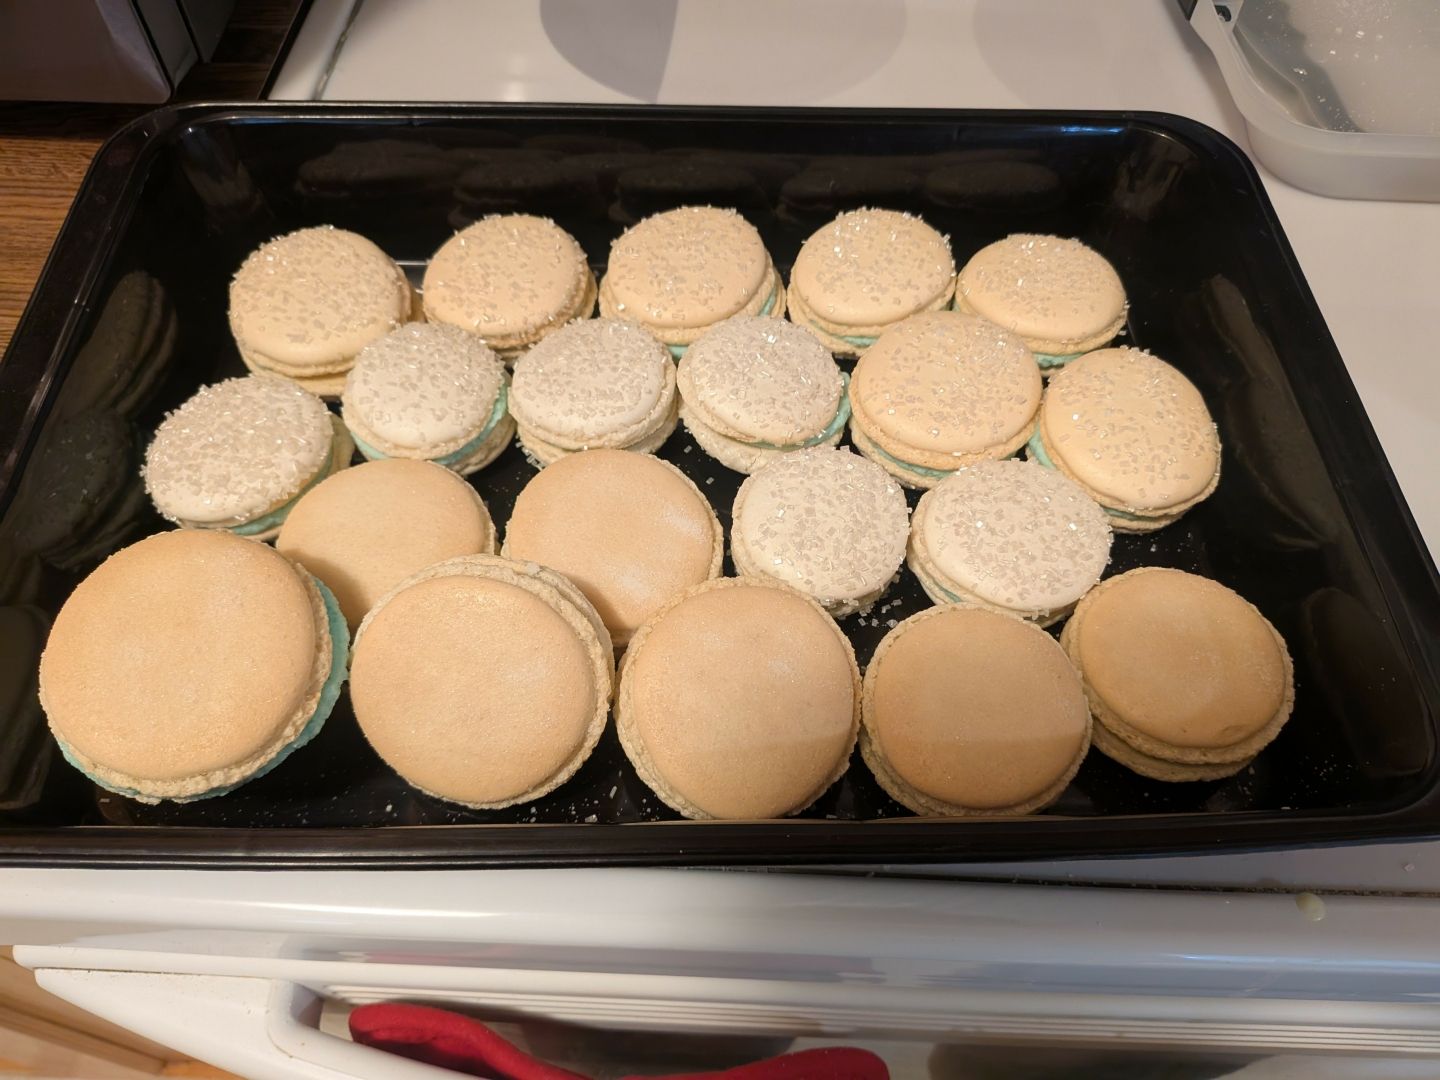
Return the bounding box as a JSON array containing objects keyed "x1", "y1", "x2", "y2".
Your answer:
[{"x1": 349, "y1": 1003, "x2": 888, "y2": 1080}]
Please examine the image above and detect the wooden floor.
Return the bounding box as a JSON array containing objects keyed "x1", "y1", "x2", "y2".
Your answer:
[{"x1": 0, "y1": 0, "x2": 306, "y2": 355}]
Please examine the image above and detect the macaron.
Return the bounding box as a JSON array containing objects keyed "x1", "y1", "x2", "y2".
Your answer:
[
  {"x1": 861, "y1": 605, "x2": 1090, "y2": 816},
  {"x1": 676, "y1": 316, "x2": 849, "y2": 474},
  {"x1": 350, "y1": 555, "x2": 613, "y2": 809},
  {"x1": 617, "y1": 578, "x2": 860, "y2": 820},
  {"x1": 502, "y1": 449, "x2": 722, "y2": 650},
  {"x1": 276, "y1": 458, "x2": 497, "y2": 630},
  {"x1": 956, "y1": 234, "x2": 1126, "y2": 370},
  {"x1": 787, "y1": 208, "x2": 956, "y2": 358},
  {"x1": 731, "y1": 446, "x2": 909, "y2": 617},
  {"x1": 341, "y1": 322, "x2": 514, "y2": 476},
  {"x1": 508, "y1": 318, "x2": 677, "y2": 466},
  {"x1": 1061, "y1": 567, "x2": 1294, "y2": 782},
  {"x1": 143, "y1": 375, "x2": 354, "y2": 541},
  {"x1": 37, "y1": 530, "x2": 348, "y2": 803},
  {"x1": 1028, "y1": 348, "x2": 1221, "y2": 532},
  {"x1": 229, "y1": 226, "x2": 412, "y2": 397},
  {"x1": 422, "y1": 214, "x2": 596, "y2": 362},
  {"x1": 848, "y1": 311, "x2": 1042, "y2": 489},
  {"x1": 598, "y1": 206, "x2": 783, "y2": 357},
  {"x1": 908, "y1": 459, "x2": 1111, "y2": 626}
]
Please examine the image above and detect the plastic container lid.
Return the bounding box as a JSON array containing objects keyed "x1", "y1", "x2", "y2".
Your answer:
[{"x1": 1189, "y1": 0, "x2": 1440, "y2": 201}]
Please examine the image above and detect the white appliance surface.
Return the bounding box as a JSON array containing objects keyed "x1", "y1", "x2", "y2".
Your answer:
[{"x1": 5, "y1": 3, "x2": 1440, "y2": 1076}]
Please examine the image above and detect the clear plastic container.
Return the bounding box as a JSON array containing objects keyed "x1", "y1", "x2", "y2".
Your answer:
[{"x1": 1189, "y1": 0, "x2": 1440, "y2": 201}]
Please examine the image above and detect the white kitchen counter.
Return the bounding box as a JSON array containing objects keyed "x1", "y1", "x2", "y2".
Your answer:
[{"x1": 273, "y1": 0, "x2": 1440, "y2": 557}]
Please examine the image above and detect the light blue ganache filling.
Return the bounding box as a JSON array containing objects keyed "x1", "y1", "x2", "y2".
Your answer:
[
  {"x1": 840, "y1": 333, "x2": 878, "y2": 349},
  {"x1": 59, "y1": 578, "x2": 351, "y2": 802},
  {"x1": 750, "y1": 374, "x2": 852, "y2": 451},
  {"x1": 865, "y1": 439, "x2": 963, "y2": 481},
  {"x1": 354, "y1": 385, "x2": 509, "y2": 467},
  {"x1": 1025, "y1": 429, "x2": 1144, "y2": 521},
  {"x1": 667, "y1": 286, "x2": 779, "y2": 359},
  {"x1": 230, "y1": 448, "x2": 339, "y2": 537},
  {"x1": 1034, "y1": 350, "x2": 1084, "y2": 370}
]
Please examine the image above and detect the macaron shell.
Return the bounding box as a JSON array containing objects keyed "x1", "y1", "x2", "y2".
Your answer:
[
  {"x1": 1039, "y1": 348, "x2": 1220, "y2": 513},
  {"x1": 731, "y1": 446, "x2": 909, "y2": 609},
  {"x1": 276, "y1": 458, "x2": 497, "y2": 629},
  {"x1": 422, "y1": 214, "x2": 592, "y2": 349},
  {"x1": 143, "y1": 375, "x2": 339, "y2": 528},
  {"x1": 509, "y1": 318, "x2": 676, "y2": 450},
  {"x1": 342, "y1": 323, "x2": 506, "y2": 456},
  {"x1": 1063, "y1": 567, "x2": 1294, "y2": 762},
  {"x1": 911, "y1": 459, "x2": 1111, "y2": 618},
  {"x1": 860, "y1": 605, "x2": 1090, "y2": 815},
  {"x1": 351, "y1": 555, "x2": 612, "y2": 809},
  {"x1": 956, "y1": 234, "x2": 1127, "y2": 355},
  {"x1": 789, "y1": 208, "x2": 956, "y2": 330},
  {"x1": 679, "y1": 399, "x2": 843, "y2": 476},
  {"x1": 517, "y1": 396, "x2": 677, "y2": 467},
  {"x1": 677, "y1": 317, "x2": 845, "y2": 446},
  {"x1": 618, "y1": 578, "x2": 860, "y2": 820},
  {"x1": 787, "y1": 283, "x2": 951, "y2": 356},
  {"x1": 229, "y1": 227, "x2": 410, "y2": 373},
  {"x1": 600, "y1": 206, "x2": 771, "y2": 332},
  {"x1": 501, "y1": 449, "x2": 723, "y2": 648},
  {"x1": 38, "y1": 531, "x2": 330, "y2": 794},
  {"x1": 849, "y1": 311, "x2": 1042, "y2": 470},
  {"x1": 1090, "y1": 720, "x2": 1253, "y2": 782}
]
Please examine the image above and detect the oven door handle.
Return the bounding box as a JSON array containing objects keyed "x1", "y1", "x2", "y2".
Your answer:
[{"x1": 31, "y1": 967, "x2": 471, "y2": 1080}]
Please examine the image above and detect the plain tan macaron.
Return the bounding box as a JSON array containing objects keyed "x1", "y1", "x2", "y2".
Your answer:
[
  {"x1": 350, "y1": 555, "x2": 613, "y2": 809},
  {"x1": 1031, "y1": 348, "x2": 1221, "y2": 532},
  {"x1": 276, "y1": 458, "x2": 496, "y2": 630},
  {"x1": 617, "y1": 578, "x2": 860, "y2": 820},
  {"x1": 38, "y1": 530, "x2": 342, "y2": 803},
  {"x1": 229, "y1": 226, "x2": 412, "y2": 397},
  {"x1": 1061, "y1": 567, "x2": 1294, "y2": 781},
  {"x1": 861, "y1": 605, "x2": 1090, "y2": 816},
  {"x1": 502, "y1": 449, "x2": 722, "y2": 649}
]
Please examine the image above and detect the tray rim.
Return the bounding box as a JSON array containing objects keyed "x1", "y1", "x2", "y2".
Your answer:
[{"x1": 2, "y1": 101, "x2": 1438, "y2": 869}]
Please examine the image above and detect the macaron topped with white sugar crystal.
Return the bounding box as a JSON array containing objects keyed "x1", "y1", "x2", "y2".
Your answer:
[
  {"x1": 341, "y1": 322, "x2": 514, "y2": 476},
  {"x1": 956, "y1": 234, "x2": 1126, "y2": 371},
  {"x1": 143, "y1": 374, "x2": 352, "y2": 541},
  {"x1": 677, "y1": 316, "x2": 849, "y2": 475}
]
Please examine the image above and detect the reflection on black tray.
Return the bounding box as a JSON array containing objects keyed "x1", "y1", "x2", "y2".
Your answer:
[{"x1": 0, "y1": 106, "x2": 1434, "y2": 865}]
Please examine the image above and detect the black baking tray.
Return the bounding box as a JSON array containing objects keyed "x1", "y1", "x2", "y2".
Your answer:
[{"x1": 1, "y1": 104, "x2": 1437, "y2": 869}]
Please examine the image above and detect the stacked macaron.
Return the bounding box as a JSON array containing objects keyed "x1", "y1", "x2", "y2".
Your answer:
[
  {"x1": 422, "y1": 214, "x2": 596, "y2": 363},
  {"x1": 144, "y1": 374, "x2": 353, "y2": 541},
  {"x1": 731, "y1": 446, "x2": 909, "y2": 617},
  {"x1": 862, "y1": 605, "x2": 1090, "y2": 816},
  {"x1": 788, "y1": 208, "x2": 956, "y2": 357},
  {"x1": 277, "y1": 458, "x2": 497, "y2": 630},
  {"x1": 1028, "y1": 348, "x2": 1221, "y2": 531},
  {"x1": 956, "y1": 234, "x2": 1126, "y2": 371},
  {"x1": 229, "y1": 226, "x2": 412, "y2": 397},
  {"x1": 508, "y1": 318, "x2": 677, "y2": 465},
  {"x1": 341, "y1": 322, "x2": 514, "y2": 476},
  {"x1": 848, "y1": 311, "x2": 1042, "y2": 489},
  {"x1": 617, "y1": 578, "x2": 860, "y2": 820},
  {"x1": 599, "y1": 206, "x2": 783, "y2": 356},
  {"x1": 503, "y1": 449, "x2": 723, "y2": 650},
  {"x1": 677, "y1": 316, "x2": 849, "y2": 474},
  {"x1": 38, "y1": 530, "x2": 348, "y2": 803},
  {"x1": 1062, "y1": 568, "x2": 1294, "y2": 782},
  {"x1": 351, "y1": 555, "x2": 613, "y2": 809},
  {"x1": 908, "y1": 459, "x2": 1111, "y2": 626}
]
